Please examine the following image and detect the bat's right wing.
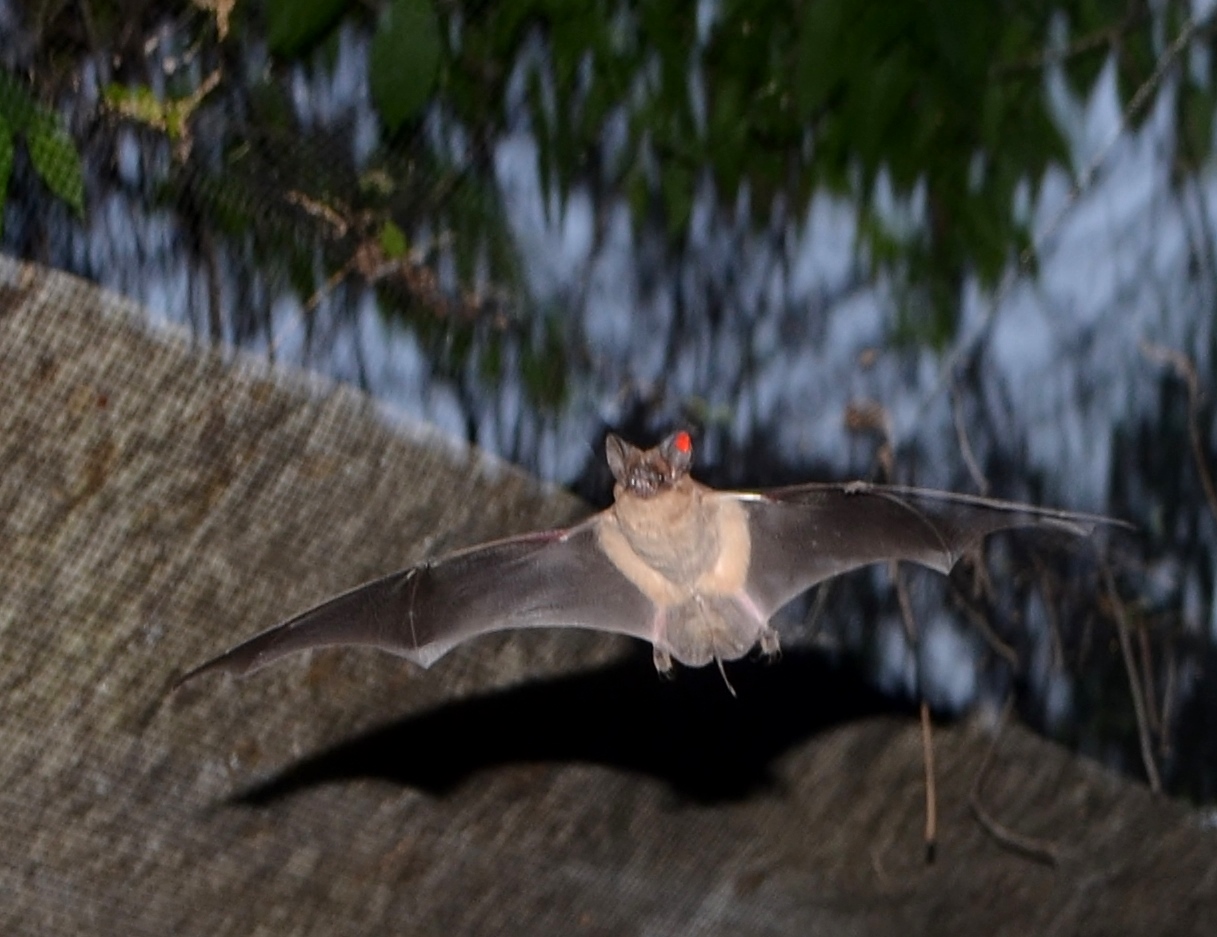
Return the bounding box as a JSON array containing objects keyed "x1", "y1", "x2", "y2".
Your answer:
[
  {"x1": 177, "y1": 518, "x2": 656, "y2": 685},
  {"x1": 737, "y1": 482, "x2": 1128, "y2": 620}
]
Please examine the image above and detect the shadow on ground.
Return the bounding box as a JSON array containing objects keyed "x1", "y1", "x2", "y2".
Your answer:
[{"x1": 236, "y1": 647, "x2": 915, "y2": 806}]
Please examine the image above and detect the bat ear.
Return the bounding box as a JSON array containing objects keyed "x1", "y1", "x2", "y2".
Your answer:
[
  {"x1": 605, "y1": 433, "x2": 634, "y2": 483},
  {"x1": 660, "y1": 429, "x2": 694, "y2": 476}
]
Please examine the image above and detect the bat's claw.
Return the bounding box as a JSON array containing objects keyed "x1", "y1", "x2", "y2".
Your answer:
[
  {"x1": 758, "y1": 626, "x2": 781, "y2": 663},
  {"x1": 652, "y1": 645, "x2": 674, "y2": 677}
]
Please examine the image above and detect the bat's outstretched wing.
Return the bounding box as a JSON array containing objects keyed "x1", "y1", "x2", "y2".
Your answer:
[
  {"x1": 739, "y1": 482, "x2": 1128, "y2": 619},
  {"x1": 177, "y1": 518, "x2": 654, "y2": 685}
]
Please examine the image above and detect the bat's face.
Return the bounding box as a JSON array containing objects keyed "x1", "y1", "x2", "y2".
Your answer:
[{"x1": 605, "y1": 431, "x2": 695, "y2": 498}]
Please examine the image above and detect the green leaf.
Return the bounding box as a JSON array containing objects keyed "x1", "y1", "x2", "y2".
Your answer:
[
  {"x1": 0, "y1": 72, "x2": 37, "y2": 132},
  {"x1": 660, "y1": 161, "x2": 693, "y2": 238},
  {"x1": 27, "y1": 115, "x2": 84, "y2": 215},
  {"x1": 521, "y1": 315, "x2": 568, "y2": 410},
  {"x1": 853, "y1": 47, "x2": 915, "y2": 168},
  {"x1": 527, "y1": 69, "x2": 553, "y2": 209},
  {"x1": 0, "y1": 115, "x2": 12, "y2": 236},
  {"x1": 478, "y1": 333, "x2": 504, "y2": 384},
  {"x1": 625, "y1": 164, "x2": 650, "y2": 229},
  {"x1": 1181, "y1": 85, "x2": 1216, "y2": 159},
  {"x1": 794, "y1": 0, "x2": 848, "y2": 117},
  {"x1": 379, "y1": 219, "x2": 408, "y2": 259},
  {"x1": 370, "y1": 0, "x2": 442, "y2": 132},
  {"x1": 267, "y1": 0, "x2": 348, "y2": 56}
]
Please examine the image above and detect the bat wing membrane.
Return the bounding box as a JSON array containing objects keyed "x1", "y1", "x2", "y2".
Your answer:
[
  {"x1": 177, "y1": 518, "x2": 655, "y2": 683},
  {"x1": 739, "y1": 482, "x2": 1124, "y2": 618}
]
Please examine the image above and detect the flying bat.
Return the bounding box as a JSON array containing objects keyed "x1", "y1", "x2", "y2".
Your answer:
[{"x1": 177, "y1": 430, "x2": 1124, "y2": 687}]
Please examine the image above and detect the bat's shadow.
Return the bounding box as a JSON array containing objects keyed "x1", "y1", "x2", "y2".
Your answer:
[{"x1": 236, "y1": 648, "x2": 912, "y2": 806}]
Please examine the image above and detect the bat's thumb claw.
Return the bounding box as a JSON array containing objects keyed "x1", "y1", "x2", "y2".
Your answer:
[{"x1": 757, "y1": 626, "x2": 781, "y2": 663}]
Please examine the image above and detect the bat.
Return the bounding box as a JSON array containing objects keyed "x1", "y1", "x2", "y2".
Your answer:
[{"x1": 177, "y1": 430, "x2": 1126, "y2": 687}]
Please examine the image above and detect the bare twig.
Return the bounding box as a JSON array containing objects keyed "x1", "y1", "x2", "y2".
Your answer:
[
  {"x1": 1029, "y1": 15, "x2": 1203, "y2": 268},
  {"x1": 920, "y1": 699, "x2": 938, "y2": 865},
  {"x1": 969, "y1": 695, "x2": 1062, "y2": 866},
  {"x1": 895, "y1": 570, "x2": 937, "y2": 862},
  {"x1": 923, "y1": 15, "x2": 1206, "y2": 418},
  {"x1": 967, "y1": 547, "x2": 996, "y2": 604},
  {"x1": 1160, "y1": 636, "x2": 1177, "y2": 760},
  {"x1": 950, "y1": 384, "x2": 989, "y2": 495},
  {"x1": 284, "y1": 190, "x2": 350, "y2": 237},
  {"x1": 1101, "y1": 561, "x2": 1163, "y2": 793},
  {"x1": 845, "y1": 399, "x2": 895, "y2": 482},
  {"x1": 950, "y1": 590, "x2": 1021, "y2": 670},
  {"x1": 302, "y1": 259, "x2": 357, "y2": 316},
  {"x1": 1137, "y1": 621, "x2": 1161, "y2": 735},
  {"x1": 894, "y1": 565, "x2": 919, "y2": 646},
  {"x1": 1140, "y1": 341, "x2": 1217, "y2": 525},
  {"x1": 1078, "y1": 607, "x2": 1095, "y2": 667},
  {"x1": 989, "y1": 7, "x2": 1147, "y2": 78},
  {"x1": 1030, "y1": 553, "x2": 1065, "y2": 672}
]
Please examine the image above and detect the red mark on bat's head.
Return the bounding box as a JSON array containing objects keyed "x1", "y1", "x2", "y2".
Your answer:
[{"x1": 673, "y1": 430, "x2": 692, "y2": 454}]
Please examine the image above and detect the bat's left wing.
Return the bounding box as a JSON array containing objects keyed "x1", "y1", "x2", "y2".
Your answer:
[
  {"x1": 176, "y1": 517, "x2": 656, "y2": 686},
  {"x1": 736, "y1": 482, "x2": 1128, "y2": 619}
]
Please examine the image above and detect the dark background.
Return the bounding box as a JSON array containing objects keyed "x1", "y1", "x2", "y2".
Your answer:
[{"x1": 3, "y1": 5, "x2": 1217, "y2": 929}]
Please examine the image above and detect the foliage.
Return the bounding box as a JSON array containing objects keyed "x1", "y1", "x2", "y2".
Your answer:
[
  {"x1": 240, "y1": 0, "x2": 1210, "y2": 343},
  {"x1": 368, "y1": 0, "x2": 442, "y2": 132},
  {"x1": 266, "y1": 0, "x2": 348, "y2": 55},
  {"x1": 422, "y1": 0, "x2": 1208, "y2": 343},
  {"x1": 0, "y1": 71, "x2": 85, "y2": 235},
  {"x1": 11, "y1": 0, "x2": 1217, "y2": 361}
]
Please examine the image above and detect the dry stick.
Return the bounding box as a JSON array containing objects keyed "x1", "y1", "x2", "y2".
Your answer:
[
  {"x1": 936, "y1": 373, "x2": 1063, "y2": 862},
  {"x1": 950, "y1": 590, "x2": 1020, "y2": 670},
  {"x1": 950, "y1": 384, "x2": 989, "y2": 496},
  {"x1": 989, "y1": 7, "x2": 1147, "y2": 77},
  {"x1": 1030, "y1": 553, "x2": 1066, "y2": 673},
  {"x1": 1118, "y1": 574, "x2": 1162, "y2": 739},
  {"x1": 965, "y1": 540, "x2": 997, "y2": 608},
  {"x1": 1137, "y1": 621, "x2": 1161, "y2": 735},
  {"x1": 969, "y1": 694, "x2": 1062, "y2": 866},
  {"x1": 1160, "y1": 638, "x2": 1178, "y2": 760},
  {"x1": 1101, "y1": 560, "x2": 1163, "y2": 794},
  {"x1": 919, "y1": 699, "x2": 938, "y2": 865},
  {"x1": 1140, "y1": 341, "x2": 1217, "y2": 525},
  {"x1": 1077, "y1": 608, "x2": 1095, "y2": 669},
  {"x1": 945, "y1": 381, "x2": 1020, "y2": 670},
  {"x1": 1138, "y1": 342, "x2": 1217, "y2": 757},
  {"x1": 894, "y1": 568, "x2": 937, "y2": 863}
]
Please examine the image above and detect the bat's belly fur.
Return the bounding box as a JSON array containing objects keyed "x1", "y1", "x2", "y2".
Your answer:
[
  {"x1": 658, "y1": 594, "x2": 771, "y2": 668},
  {"x1": 597, "y1": 487, "x2": 773, "y2": 668}
]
